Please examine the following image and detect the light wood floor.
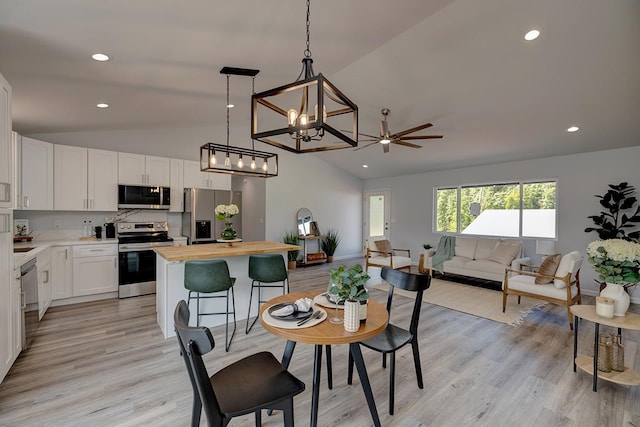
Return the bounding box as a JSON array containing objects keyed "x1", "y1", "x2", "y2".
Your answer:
[{"x1": 1, "y1": 260, "x2": 639, "y2": 426}]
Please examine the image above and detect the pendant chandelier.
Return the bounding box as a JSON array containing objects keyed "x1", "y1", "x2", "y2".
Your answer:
[
  {"x1": 200, "y1": 67, "x2": 278, "y2": 177},
  {"x1": 250, "y1": 0, "x2": 358, "y2": 154}
]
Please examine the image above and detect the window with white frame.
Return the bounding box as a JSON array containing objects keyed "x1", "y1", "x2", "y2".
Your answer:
[{"x1": 434, "y1": 180, "x2": 557, "y2": 238}]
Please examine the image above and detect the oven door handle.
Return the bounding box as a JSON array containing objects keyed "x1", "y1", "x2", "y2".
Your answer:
[{"x1": 119, "y1": 246, "x2": 157, "y2": 253}]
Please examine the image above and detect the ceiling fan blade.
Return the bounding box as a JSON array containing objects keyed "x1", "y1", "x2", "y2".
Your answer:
[
  {"x1": 393, "y1": 123, "x2": 433, "y2": 138},
  {"x1": 383, "y1": 143, "x2": 390, "y2": 154},
  {"x1": 393, "y1": 140, "x2": 422, "y2": 149},
  {"x1": 340, "y1": 130, "x2": 380, "y2": 140},
  {"x1": 354, "y1": 141, "x2": 381, "y2": 151},
  {"x1": 399, "y1": 135, "x2": 443, "y2": 140}
]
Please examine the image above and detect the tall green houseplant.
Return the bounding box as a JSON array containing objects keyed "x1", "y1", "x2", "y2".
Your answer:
[
  {"x1": 585, "y1": 182, "x2": 640, "y2": 241},
  {"x1": 321, "y1": 228, "x2": 341, "y2": 263}
]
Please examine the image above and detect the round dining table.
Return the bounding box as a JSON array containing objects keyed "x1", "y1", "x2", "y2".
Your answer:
[{"x1": 260, "y1": 290, "x2": 388, "y2": 427}]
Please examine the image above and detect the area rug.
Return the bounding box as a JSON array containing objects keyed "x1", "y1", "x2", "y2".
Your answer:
[{"x1": 372, "y1": 278, "x2": 547, "y2": 326}]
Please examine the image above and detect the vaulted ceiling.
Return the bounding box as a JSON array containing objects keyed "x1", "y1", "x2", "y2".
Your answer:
[{"x1": 1, "y1": 0, "x2": 638, "y2": 179}]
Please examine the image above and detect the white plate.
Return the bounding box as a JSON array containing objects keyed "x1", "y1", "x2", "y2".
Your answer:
[{"x1": 313, "y1": 293, "x2": 344, "y2": 310}]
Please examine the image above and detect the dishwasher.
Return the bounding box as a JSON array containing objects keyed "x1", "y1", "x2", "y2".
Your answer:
[{"x1": 20, "y1": 257, "x2": 39, "y2": 349}]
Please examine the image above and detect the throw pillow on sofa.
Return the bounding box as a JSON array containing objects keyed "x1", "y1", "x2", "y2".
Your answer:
[
  {"x1": 374, "y1": 239, "x2": 393, "y2": 257},
  {"x1": 486, "y1": 240, "x2": 522, "y2": 265},
  {"x1": 535, "y1": 253, "x2": 562, "y2": 284}
]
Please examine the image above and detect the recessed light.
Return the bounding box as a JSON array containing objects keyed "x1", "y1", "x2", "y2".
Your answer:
[
  {"x1": 96, "y1": 103, "x2": 109, "y2": 108},
  {"x1": 567, "y1": 126, "x2": 579, "y2": 132},
  {"x1": 362, "y1": 164, "x2": 368, "y2": 168},
  {"x1": 92, "y1": 53, "x2": 110, "y2": 61},
  {"x1": 524, "y1": 29, "x2": 540, "y2": 41},
  {"x1": 226, "y1": 104, "x2": 234, "y2": 109}
]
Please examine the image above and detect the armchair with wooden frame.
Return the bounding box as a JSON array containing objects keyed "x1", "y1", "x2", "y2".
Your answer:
[
  {"x1": 364, "y1": 236, "x2": 412, "y2": 272},
  {"x1": 502, "y1": 250, "x2": 583, "y2": 330}
]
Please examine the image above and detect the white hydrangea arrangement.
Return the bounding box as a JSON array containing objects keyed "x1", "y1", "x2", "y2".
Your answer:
[
  {"x1": 586, "y1": 239, "x2": 640, "y2": 285},
  {"x1": 214, "y1": 204, "x2": 239, "y2": 221}
]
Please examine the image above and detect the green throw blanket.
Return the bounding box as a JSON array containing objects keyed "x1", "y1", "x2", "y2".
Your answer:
[{"x1": 431, "y1": 235, "x2": 456, "y2": 272}]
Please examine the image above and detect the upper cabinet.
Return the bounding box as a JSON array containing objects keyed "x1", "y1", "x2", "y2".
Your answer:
[
  {"x1": 0, "y1": 73, "x2": 12, "y2": 209},
  {"x1": 169, "y1": 158, "x2": 184, "y2": 212},
  {"x1": 118, "y1": 153, "x2": 170, "y2": 187},
  {"x1": 183, "y1": 160, "x2": 231, "y2": 190},
  {"x1": 20, "y1": 137, "x2": 54, "y2": 210},
  {"x1": 54, "y1": 145, "x2": 118, "y2": 211}
]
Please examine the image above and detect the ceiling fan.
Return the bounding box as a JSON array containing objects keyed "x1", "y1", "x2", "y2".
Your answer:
[{"x1": 354, "y1": 108, "x2": 443, "y2": 153}]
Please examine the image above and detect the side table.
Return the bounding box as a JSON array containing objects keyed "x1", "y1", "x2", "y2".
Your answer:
[{"x1": 571, "y1": 305, "x2": 640, "y2": 391}]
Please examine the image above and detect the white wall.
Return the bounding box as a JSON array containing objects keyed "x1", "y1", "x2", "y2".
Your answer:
[
  {"x1": 265, "y1": 150, "x2": 363, "y2": 260},
  {"x1": 364, "y1": 145, "x2": 640, "y2": 300}
]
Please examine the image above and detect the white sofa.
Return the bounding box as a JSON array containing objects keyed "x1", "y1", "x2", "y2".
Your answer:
[{"x1": 419, "y1": 236, "x2": 529, "y2": 282}]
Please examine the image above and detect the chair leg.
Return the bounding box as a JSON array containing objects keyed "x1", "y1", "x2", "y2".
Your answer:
[
  {"x1": 282, "y1": 397, "x2": 295, "y2": 427},
  {"x1": 224, "y1": 288, "x2": 237, "y2": 352},
  {"x1": 325, "y1": 345, "x2": 333, "y2": 390},
  {"x1": 254, "y1": 409, "x2": 262, "y2": 425},
  {"x1": 517, "y1": 296, "x2": 521, "y2": 305},
  {"x1": 411, "y1": 339, "x2": 424, "y2": 389},
  {"x1": 382, "y1": 353, "x2": 387, "y2": 369},
  {"x1": 196, "y1": 292, "x2": 201, "y2": 327},
  {"x1": 389, "y1": 352, "x2": 396, "y2": 415},
  {"x1": 567, "y1": 305, "x2": 574, "y2": 331},
  {"x1": 246, "y1": 282, "x2": 257, "y2": 334},
  {"x1": 190, "y1": 393, "x2": 201, "y2": 427},
  {"x1": 502, "y1": 291, "x2": 507, "y2": 313}
]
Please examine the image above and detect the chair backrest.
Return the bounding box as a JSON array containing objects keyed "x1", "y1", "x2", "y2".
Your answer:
[
  {"x1": 184, "y1": 259, "x2": 233, "y2": 293},
  {"x1": 381, "y1": 266, "x2": 431, "y2": 335},
  {"x1": 174, "y1": 300, "x2": 225, "y2": 426},
  {"x1": 248, "y1": 254, "x2": 287, "y2": 283}
]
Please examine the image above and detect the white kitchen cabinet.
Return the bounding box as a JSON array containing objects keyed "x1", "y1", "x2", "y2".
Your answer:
[
  {"x1": 36, "y1": 247, "x2": 51, "y2": 320},
  {"x1": 51, "y1": 246, "x2": 72, "y2": 300},
  {"x1": 20, "y1": 137, "x2": 54, "y2": 210},
  {"x1": 54, "y1": 145, "x2": 118, "y2": 211},
  {"x1": 183, "y1": 160, "x2": 231, "y2": 190},
  {"x1": 170, "y1": 158, "x2": 184, "y2": 212},
  {"x1": 118, "y1": 153, "x2": 170, "y2": 187},
  {"x1": 0, "y1": 73, "x2": 12, "y2": 209},
  {"x1": 1, "y1": 209, "x2": 19, "y2": 384},
  {"x1": 72, "y1": 244, "x2": 118, "y2": 296}
]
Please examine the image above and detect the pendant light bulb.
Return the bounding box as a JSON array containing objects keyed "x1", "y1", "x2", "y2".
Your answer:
[
  {"x1": 224, "y1": 152, "x2": 231, "y2": 167},
  {"x1": 237, "y1": 154, "x2": 244, "y2": 168},
  {"x1": 287, "y1": 109, "x2": 298, "y2": 126},
  {"x1": 250, "y1": 156, "x2": 256, "y2": 170},
  {"x1": 210, "y1": 150, "x2": 217, "y2": 166},
  {"x1": 262, "y1": 158, "x2": 268, "y2": 172}
]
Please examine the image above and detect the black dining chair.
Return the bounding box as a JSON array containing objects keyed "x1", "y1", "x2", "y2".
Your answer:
[
  {"x1": 347, "y1": 266, "x2": 431, "y2": 415},
  {"x1": 174, "y1": 300, "x2": 305, "y2": 427}
]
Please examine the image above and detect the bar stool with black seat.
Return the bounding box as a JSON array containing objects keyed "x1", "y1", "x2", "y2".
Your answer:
[
  {"x1": 184, "y1": 259, "x2": 236, "y2": 352},
  {"x1": 245, "y1": 254, "x2": 289, "y2": 333},
  {"x1": 347, "y1": 266, "x2": 431, "y2": 415},
  {"x1": 174, "y1": 300, "x2": 305, "y2": 427}
]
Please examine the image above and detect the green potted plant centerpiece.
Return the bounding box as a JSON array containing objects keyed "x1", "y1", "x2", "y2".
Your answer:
[
  {"x1": 321, "y1": 228, "x2": 341, "y2": 263},
  {"x1": 328, "y1": 264, "x2": 370, "y2": 331},
  {"x1": 282, "y1": 230, "x2": 300, "y2": 269}
]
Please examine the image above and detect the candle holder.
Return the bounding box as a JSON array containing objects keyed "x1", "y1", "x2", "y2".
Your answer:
[{"x1": 595, "y1": 296, "x2": 615, "y2": 319}]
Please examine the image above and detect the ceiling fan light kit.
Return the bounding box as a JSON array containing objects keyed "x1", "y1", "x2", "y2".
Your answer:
[
  {"x1": 250, "y1": 0, "x2": 358, "y2": 154},
  {"x1": 200, "y1": 67, "x2": 278, "y2": 178}
]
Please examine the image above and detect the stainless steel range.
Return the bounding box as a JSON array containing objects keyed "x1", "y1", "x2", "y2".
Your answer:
[{"x1": 117, "y1": 221, "x2": 173, "y2": 298}]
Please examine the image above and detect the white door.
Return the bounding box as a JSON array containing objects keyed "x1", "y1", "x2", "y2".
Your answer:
[
  {"x1": 118, "y1": 152, "x2": 146, "y2": 185},
  {"x1": 363, "y1": 189, "x2": 391, "y2": 250},
  {"x1": 54, "y1": 144, "x2": 88, "y2": 210},
  {"x1": 145, "y1": 155, "x2": 171, "y2": 187},
  {"x1": 21, "y1": 137, "x2": 54, "y2": 210},
  {"x1": 89, "y1": 148, "x2": 118, "y2": 211}
]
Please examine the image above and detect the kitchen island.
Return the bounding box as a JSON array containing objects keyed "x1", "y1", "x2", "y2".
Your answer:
[{"x1": 155, "y1": 241, "x2": 300, "y2": 339}]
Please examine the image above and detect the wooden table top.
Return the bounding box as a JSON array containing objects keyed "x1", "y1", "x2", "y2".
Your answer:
[
  {"x1": 260, "y1": 290, "x2": 389, "y2": 345},
  {"x1": 154, "y1": 240, "x2": 301, "y2": 262},
  {"x1": 570, "y1": 305, "x2": 640, "y2": 330}
]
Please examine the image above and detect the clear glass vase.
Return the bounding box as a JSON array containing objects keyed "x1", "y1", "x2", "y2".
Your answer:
[
  {"x1": 220, "y1": 221, "x2": 237, "y2": 240},
  {"x1": 610, "y1": 333, "x2": 625, "y2": 372},
  {"x1": 597, "y1": 334, "x2": 612, "y2": 373}
]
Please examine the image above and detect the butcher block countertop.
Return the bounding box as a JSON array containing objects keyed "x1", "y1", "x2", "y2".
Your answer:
[{"x1": 154, "y1": 240, "x2": 301, "y2": 262}]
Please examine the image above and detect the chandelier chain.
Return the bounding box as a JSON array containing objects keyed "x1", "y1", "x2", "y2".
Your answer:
[
  {"x1": 226, "y1": 74, "x2": 230, "y2": 148},
  {"x1": 251, "y1": 76, "x2": 256, "y2": 152},
  {"x1": 304, "y1": 0, "x2": 311, "y2": 58}
]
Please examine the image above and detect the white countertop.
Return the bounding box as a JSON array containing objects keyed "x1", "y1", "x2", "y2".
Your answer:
[{"x1": 13, "y1": 238, "x2": 119, "y2": 268}]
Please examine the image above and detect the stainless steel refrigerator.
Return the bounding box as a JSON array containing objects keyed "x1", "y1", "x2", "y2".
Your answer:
[{"x1": 182, "y1": 188, "x2": 242, "y2": 244}]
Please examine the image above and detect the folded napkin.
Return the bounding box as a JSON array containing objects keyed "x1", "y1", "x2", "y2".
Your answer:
[{"x1": 271, "y1": 297, "x2": 313, "y2": 317}]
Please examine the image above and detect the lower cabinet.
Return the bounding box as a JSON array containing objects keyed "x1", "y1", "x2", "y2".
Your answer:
[
  {"x1": 51, "y1": 246, "x2": 72, "y2": 300},
  {"x1": 72, "y1": 245, "x2": 118, "y2": 296},
  {"x1": 36, "y1": 247, "x2": 51, "y2": 319}
]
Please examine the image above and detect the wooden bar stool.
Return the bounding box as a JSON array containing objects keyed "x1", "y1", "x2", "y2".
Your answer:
[
  {"x1": 185, "y1": 259, "x2": 237, "y2": 352},
  {"x1": 246, "y1": 254, "x2": 289, "y2": 333}
]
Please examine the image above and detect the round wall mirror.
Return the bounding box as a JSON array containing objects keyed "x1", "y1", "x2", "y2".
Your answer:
[{"x1": 297, "y1": 208, "x2": 313, "y2": 236}]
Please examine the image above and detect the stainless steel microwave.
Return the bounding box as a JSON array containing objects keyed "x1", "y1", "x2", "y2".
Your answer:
[{"x1": 118, "y1": 185, "x2": 170, "y2": 210}]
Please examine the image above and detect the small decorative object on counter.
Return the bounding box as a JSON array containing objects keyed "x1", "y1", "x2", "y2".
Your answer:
[
  {"x1": 94, "y1": 226, "x2": 103, "y2": 239},
  {"x1": 215, "y1": 204, "x2": 239, "y2": 240},
  {"x1": 595, "y1": 297, "x2": 615, "y2": 319},
  {"x1": 344, "y1": 300, "x2": 360, "y2": 332},
  {"x1": 610, "y1": 333, "x2": 625, "y2": 372},
  {"x1": 597, "y1": 334, "x2": 612, "y2": 373},
  {"x1": 328, "y1": 264, "x2": 370, "y2": 332},
  {"x1": 105, "y1": 222, "x2": 116, "y2": 238}
]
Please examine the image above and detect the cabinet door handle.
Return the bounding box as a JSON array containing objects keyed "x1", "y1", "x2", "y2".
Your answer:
[
  {"x1": 65, "y1": 249, "x2": 68, "y2": 260},
  {"x1": 114, "y1": 258, "x2": 117, "y2": 268},
  {"x1": 44, "y1": 270, "x2": 49, "y2": 284},
  {"x1": 0, "y1": 213, "x2": 8, "y2": 233},
  {"x1": 0, "y1": 182, "x2": 9, "y2": 202},
  {"x1": 24, "y1": 196, "x2": 29, "y2": 207},
  {"x1": 90, "y1": 199, "x2": 94, "y2": 209},
  {"x1": 21, "y1": 291, "x2": 26, "y2": 309}
]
